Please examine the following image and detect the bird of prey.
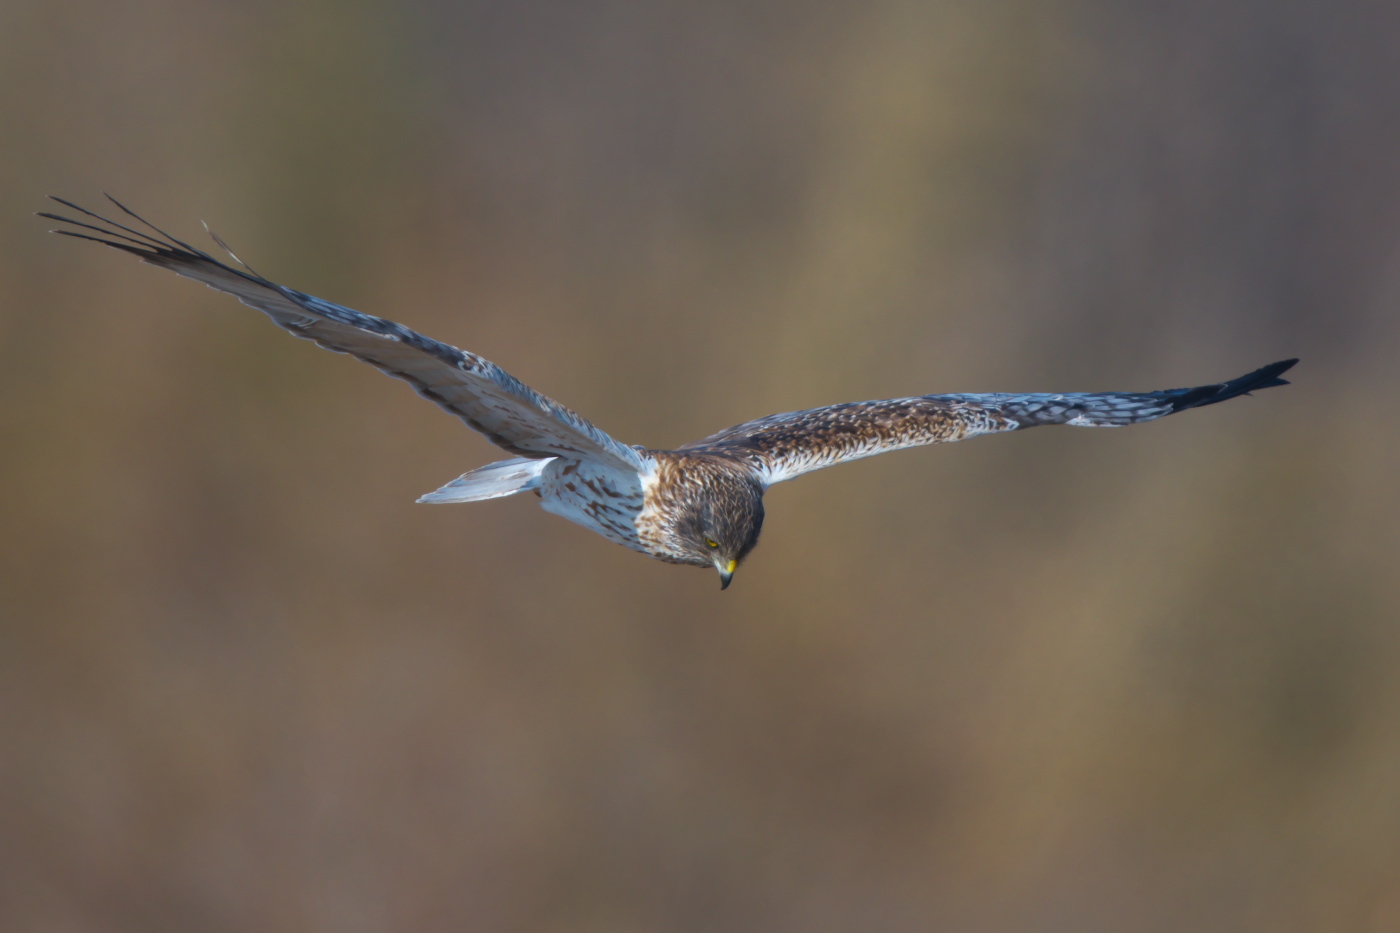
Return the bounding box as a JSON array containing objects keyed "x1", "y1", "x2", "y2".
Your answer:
[{"x1": 44, "y1": 196, "x2": 1296, "y2": 589}]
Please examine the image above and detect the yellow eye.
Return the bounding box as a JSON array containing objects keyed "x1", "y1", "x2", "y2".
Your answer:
[{"x1": 706, "y1": 539, "x2": 719, "y2": 548}]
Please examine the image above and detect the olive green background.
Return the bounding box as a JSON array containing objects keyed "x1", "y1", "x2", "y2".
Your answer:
[{"x1": 3, "y1": 1, "x2": 1398, "y2": 930}]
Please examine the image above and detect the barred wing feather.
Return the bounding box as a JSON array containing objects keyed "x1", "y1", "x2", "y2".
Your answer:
[
  {"x1": 683, "y1": 360, "x2": 1296, "y2": 485},
  {"x1": 43, "y1": 197, "x2": 642, "y2": 473}
]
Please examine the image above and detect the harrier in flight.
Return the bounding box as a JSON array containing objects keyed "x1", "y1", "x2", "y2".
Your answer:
[{"x1": 45, "y1": 197, "x2": 1296, "y2": 589}]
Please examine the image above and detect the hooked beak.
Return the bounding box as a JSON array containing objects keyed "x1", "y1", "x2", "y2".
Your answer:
[{"x1": 717, "y1": 558, "x2": 737, "y2": 590}]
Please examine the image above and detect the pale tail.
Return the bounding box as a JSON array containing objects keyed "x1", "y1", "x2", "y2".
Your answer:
[{"x1": 417, "y1": 457, "x2": 552, "y2": 504}]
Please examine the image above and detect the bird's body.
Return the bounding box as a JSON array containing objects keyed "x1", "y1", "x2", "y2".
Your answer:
[
  {"x1": 44, "y1": 196, "x2": 1297, "y2": 588},
  {"x1": 540, "y1": 455, "x2": 649, "y2": 554}
]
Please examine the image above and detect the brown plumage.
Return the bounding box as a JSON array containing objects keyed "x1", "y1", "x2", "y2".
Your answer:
[
  {"x1": 43, "y1": 196, "x2": 1297, "y2": 589},
  {"x1": 637, "y1": 453, "x2": 765, "y2": 582}
]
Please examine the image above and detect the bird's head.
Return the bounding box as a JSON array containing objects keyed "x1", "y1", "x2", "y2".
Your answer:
[{"x1": 672, "y1": 476, "x2": 765, "y2": 589}]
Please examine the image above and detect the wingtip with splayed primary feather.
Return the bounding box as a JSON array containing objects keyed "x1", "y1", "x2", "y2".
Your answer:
[
  {"x1": 1157, "y1": 358, "x2": 1299, "y2": 412},
  {"x1": 41, "y1": 193, "x2": 229, "y2": 265}
]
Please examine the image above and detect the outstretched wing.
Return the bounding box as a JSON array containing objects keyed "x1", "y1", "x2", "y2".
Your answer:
[
  {"x1": 682, "y1": 360, "x2": 1297, "y2": 485},
  {"x1": 42, "y1": 196, "x2": 642, "y2": 473}
]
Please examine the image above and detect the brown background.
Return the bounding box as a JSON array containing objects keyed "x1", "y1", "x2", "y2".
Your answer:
[{"x1": 3, "y1": 1, "x2": 1399, "y2": 930}]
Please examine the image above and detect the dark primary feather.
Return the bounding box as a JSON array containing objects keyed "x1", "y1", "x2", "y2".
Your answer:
[
  {"x1": 1141, "y1": 359, "x2": 1296, "y2": 412},
  {"x1": 683, "y1": 360, "x2": 1298, "y2": 484},
  {"x1": 43, "y1": 196, "x2": 642, "y2": 473}
]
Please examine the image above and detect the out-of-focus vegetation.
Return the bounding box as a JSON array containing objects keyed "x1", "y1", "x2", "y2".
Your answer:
[{"x1": 3, "y1": 0, "x2": 1398, "y2": 930}]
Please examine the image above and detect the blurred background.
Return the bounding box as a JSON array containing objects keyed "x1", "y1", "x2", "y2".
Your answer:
[{"x1": 2, "y1": 0, "x2": 1398, "y2": 930}]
